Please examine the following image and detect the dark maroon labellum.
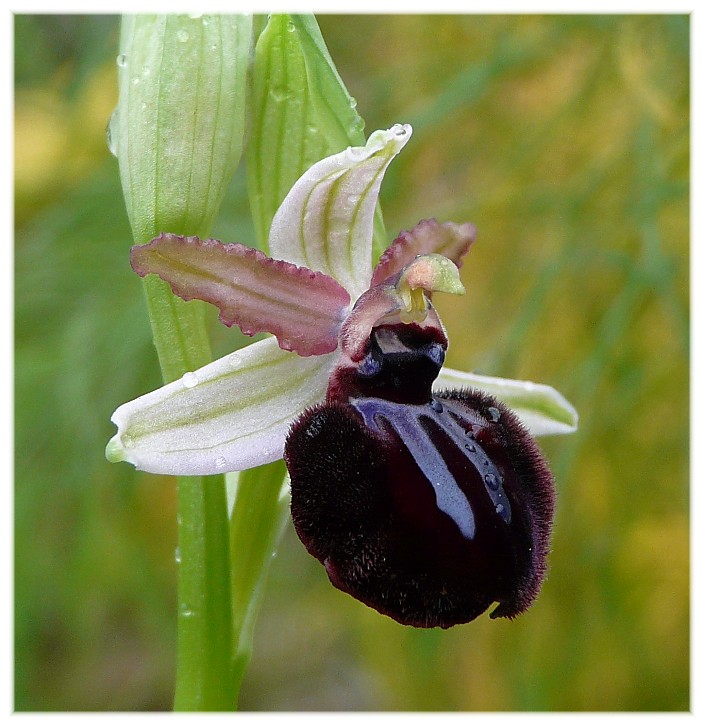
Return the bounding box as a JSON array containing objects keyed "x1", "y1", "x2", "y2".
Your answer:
[{"x1": 285, "y1": 323, "x2": 555, "y2": 628}]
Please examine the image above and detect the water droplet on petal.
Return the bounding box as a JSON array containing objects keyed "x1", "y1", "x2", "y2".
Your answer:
[
  {"x1": 496, "y1": 503, "x2": 505, "y2": 515},
  {"x1": 182, "y1": 371, "x2": 199, "y2": 388},
  {"x1": 346, "y1": 145, "x2": 367, "y2": 160},
  {"x1": 349, "y1": 96, "x2": 358, "y2": 109},
  {"x1": 116, "y1": 54, "x2": 128, "y2": 68},
  {"x1": 215, "y1": 456, "x2": 227, "y2": 470},
  {"x1": 465, "y1": 443, "x2": 476, "y2": 452},
  {"x1": 488, "y1": 406, "x2": 501, "y2": 422},
  {"x1": 430, "y1": 399, "x2": 443, "y2": 413},
  {"x1": 484, "y1": 473, "x2": 500, "y2": 490}
]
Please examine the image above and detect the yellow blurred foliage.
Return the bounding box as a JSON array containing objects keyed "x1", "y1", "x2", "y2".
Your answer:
[{"x1": 15, "y1": 63, "x2": 118, "y2": 211}]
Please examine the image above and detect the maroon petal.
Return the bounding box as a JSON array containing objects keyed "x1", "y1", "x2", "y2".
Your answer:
[
  {"x1": 131, "y1": 234, "x2": 351, "y2": 357},
  {"x1": 371, "y1": 219, "x2": 477, "y2": 286}
]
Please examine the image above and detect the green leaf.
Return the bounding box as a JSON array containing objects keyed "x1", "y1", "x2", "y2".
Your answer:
[
  {"x1": 247, "y1": 13, "x2": 386, "y2": 257},
  {"x1": 228, "y1": 460, "x2": 290, "y2": 703}
]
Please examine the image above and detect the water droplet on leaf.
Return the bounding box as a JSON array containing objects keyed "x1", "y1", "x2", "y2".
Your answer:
[
  {"x1": 116, "y1": 54, "x2": 128, "y2": 68},
  {"x1": 270, "y1": 87, "x2": 289, "y2": 103},
  {"x1": 177, "y1": 29, "x2": 189, "y2": 42},
  {"x1": 106, "y1": 109, "x2": 119, "y2": 157}
]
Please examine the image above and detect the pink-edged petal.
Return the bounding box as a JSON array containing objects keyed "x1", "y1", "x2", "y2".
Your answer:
[
  {"x1": 371, "y1": 218, "x2": 477, "y2": 286},
  {"x1": 105, "y1": 337, "x2": 336, "y2": 475},
  {"x1": 268, "y1": 124, "x2": 412, "y2": 300},
  {"x1": 131, "y1": 234, "x2": 351, "y2": 357}
]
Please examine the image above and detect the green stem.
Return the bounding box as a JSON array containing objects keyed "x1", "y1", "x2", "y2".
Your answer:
[
  {"x1": 142, "y1": 276, "x2": 213, "y2": 385},
  {"x1": 173, "y1": 476, "x2": 234, "y2": 711},
  {"x1": 142, "y1": 275, "x2": 236, "y2": 711}
]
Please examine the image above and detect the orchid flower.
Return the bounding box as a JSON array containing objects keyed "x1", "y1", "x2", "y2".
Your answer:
[
  {"x1": 105, "y1": 124, "x2": 576, "y2": 478},
  {"x1": 106, "y1": 123, "x2": 577, "y2": 628}
]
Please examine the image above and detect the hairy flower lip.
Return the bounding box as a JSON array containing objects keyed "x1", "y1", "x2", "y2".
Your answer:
[{"x1": 286, "y1": 381, "x2": 556, "y2": 628}]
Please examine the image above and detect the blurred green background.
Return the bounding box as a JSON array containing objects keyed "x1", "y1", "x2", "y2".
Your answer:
[{"x1": 14, "y1": 14, "x2": 689, "y2": 711}]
